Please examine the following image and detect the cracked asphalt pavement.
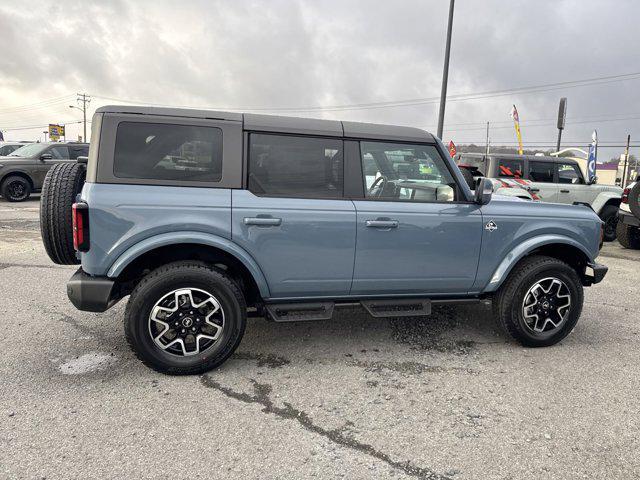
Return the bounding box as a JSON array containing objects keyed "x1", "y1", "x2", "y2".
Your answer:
[{"x1": 1, "y1": 198, "x2": 639, "y2": 479}]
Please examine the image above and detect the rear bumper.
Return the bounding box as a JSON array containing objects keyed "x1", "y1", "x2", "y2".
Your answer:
[
  {"x1": 583, "y1": 262, "x2": 608, "y2": 286},
  {"x1": 67, "y1": 268, "x2": 118, "y2": 312},
  {"x1": 619, "y1": 209, "x2": 640, "y2": 227}
]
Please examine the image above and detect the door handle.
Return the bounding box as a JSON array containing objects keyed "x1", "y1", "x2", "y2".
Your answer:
[
  {"x1": 365, "y1": 219, "x2": 399, "y2": 229},
  {"x1": 560, "y1": 189, "x2": 570, "y2": 193},
  {"x1": 529, "y1": 187, "x2": 540, "y2": 193},
  {"x1": 244, "y1": 217, "x2": 282, "y2": 226}
]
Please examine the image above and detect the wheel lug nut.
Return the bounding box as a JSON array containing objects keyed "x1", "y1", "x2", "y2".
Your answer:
[
  {"x1": 191, "y1": 327, "x2": 196, "y2": 332},
  {"x1": 179, "y1": 313, "x2": 183, "y2": 316},
  {"x1": 190, "y1": 311, "x2": 193, "y2": 314},
  {"x1": 181, "y1": 329, "x2": 185, "y2": 333}
]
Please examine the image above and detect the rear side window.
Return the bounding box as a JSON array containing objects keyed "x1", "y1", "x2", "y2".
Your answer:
[
  {"x1": 68, "y1": 145, "x2": 89, "y2": 159},
  {"x1": 248, "y1": 134, "x2": 343, "y2": 198},
  {"x1": 498, "y1": 158, "x2": 523, "y2": 178},
  {"x1": 528, "y1": 161, "x2": 554, "y2": 182},
  {"x1": 113, "y1": 122, "x2": 223, "y2": 182},
  {"x1": 50, "y1": 146, "x2": 70, "y2": 159}
]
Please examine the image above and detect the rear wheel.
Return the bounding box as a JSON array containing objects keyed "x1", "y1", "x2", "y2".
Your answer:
[
  {"x1": 124, "y1": 262, "x2": 247, "y2": 375},
  {"x1": 493, "y1": 255, "x2": 583, "y2": 347},
  {"x1": 39, "y1": 162, "x2": 86, "y2": 265},
  {"x1": 1, "y1": 175, "x2": 31, "y2": 202},
  {"x1": 599, "y1": 204, "x2": 618, "y2": 242},
  {"x1": 616, "y1": 221, "x2": 640, "y2": 249}
]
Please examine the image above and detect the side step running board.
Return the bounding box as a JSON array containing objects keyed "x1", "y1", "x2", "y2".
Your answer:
[
  {"x1": 265, "y1": 302, "x2": 335, "y2": 322},
  {"x1": 361, "y1": 299, "x2": 431, "y2": 318}
]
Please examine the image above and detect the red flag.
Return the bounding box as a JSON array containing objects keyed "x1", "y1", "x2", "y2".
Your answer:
[{"x1": 448, "y1": 140, "x2": 457, "y2": 158}]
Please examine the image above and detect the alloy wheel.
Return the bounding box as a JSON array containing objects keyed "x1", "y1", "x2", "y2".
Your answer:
[
  {"x1": 148, "y1": 288, "x2": 224, "y2": 356},
  {"x1": 522, "y1": 277, "x2": 572, "y2": 334}
]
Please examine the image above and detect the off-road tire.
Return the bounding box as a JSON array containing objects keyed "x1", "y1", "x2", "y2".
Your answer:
[
  {"x1": 629, "y1": 182, "x2": 640, "y2": 219},
  {"x1": 460, "y1": 167, "x2": 476, "y2": 190},
  {"x1": 599, "y1": 204, "x2": 619, "y2": 242},
  {"x1": 39, "y1": 162, "x2": 86, "y2": 265},
  {"x1": 493, "y1": 255, "x2": 583, "y2": 347},
  {"x1": 124, "y1": 262, "x2": 247, "y2": 375},
  {"x1": 1, "y1": 175, "x2": 32, "y2": 202},
  {"x1": 616, "y1": 221, "x2": 640, "y2": 249}
]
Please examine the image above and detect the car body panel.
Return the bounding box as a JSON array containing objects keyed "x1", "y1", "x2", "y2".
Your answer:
[
  {"x1": 351, "y1": 200, "x2": 483, "y2": 295},
  {"x1": 231, "y1": 189, "x2": 357, "y2": 298}
]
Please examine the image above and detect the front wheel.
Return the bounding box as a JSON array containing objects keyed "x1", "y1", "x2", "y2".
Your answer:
[
  {"x1": 1, "y1": 175, "x2": 31, "y2": 202},
  {"x1": 493, "y1": 255, "x2": 583, "y2": 347},
  {"x1": 599, "y1": 204, "x2": 618, "y2": 242},
  {"x1": 124, "y1": 262, "x2": 247, "y2": 375}
]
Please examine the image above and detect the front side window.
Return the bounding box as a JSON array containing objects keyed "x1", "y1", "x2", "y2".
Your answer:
[
  {"x1": 248, "y1": 134, "x2": 343, "y2": 198},
  {"x1": 361, "y1": 142, "x2": 456, "y2": 202},
  {"x1": 50, "y1": 146, "x2": 70, "y2": 159},
  {"x1": 557, "y1": 163, "x2": 585, "y2": 184},
  {"x1": 68, "y1": 145, "x2": 89, "y2": 159},
  {"x1": 497, "y1": 158, "x2": 524, "y2": 178},
  {"x1": 114, "y1": 122, "x2": 223, "y2": 182},
  {"x1": 9, "y1": 143, "x2": 47, "y2": 157},
  {"x1": 528, "y1": 161, "x2": 555, "y2": 183}
]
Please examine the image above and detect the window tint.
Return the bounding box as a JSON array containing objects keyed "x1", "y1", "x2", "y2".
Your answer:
[
  {"x1": 528, "y1": 161, "x2": 554, "y2": 183},
  {"x1": 0, "y1": 145, "x2": 18, "y2": 155},
  {"x1": 361, "y1": 142, "x2": 456, "y2": 202},
  {"x1": 497, "y1": 158, "x2": 523, "y2": 178},
  {"x1": 248, "y1": 134, "x2": 343, "y2": 198},
  {"x1": 558, "y1": 163, "x2": 584, "y2": 184},
  {"x1": 49, "y1": 146, "x2": 70, "y2": 159},
  {"x1": 114, "y1": 122, "x2": 222, "y2": 182},
  {"x1": 456, "y1": 154, "x2": 486, "y2": 175}
]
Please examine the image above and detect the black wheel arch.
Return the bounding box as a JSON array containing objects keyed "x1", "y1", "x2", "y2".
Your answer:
[{"x1": 115, "y1": 243, "x2": 262, "y2": 307}]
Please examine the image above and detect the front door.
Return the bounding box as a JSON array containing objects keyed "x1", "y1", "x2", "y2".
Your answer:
[
  {"x1": 556, "y1": 161, "x2": 593, "y2": 204},
  {"x1": 351, "y1": 141, "x2": 483, "y2": 295},
  {"x1": 526, "y1": 160, "x2": 558, "y2": 202},
  {"x1": 232, "y1": 133, "x2": 355, "y2": 299}
]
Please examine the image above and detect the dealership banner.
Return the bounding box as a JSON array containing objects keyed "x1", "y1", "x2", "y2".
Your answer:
[
  {"x1": 448, "y1": 140, "x2": 457, "y2": 158},
  {"x1": 587, "y1": 130, "x2": 597, "y2": 183},
  {"x1": 48, "y1": 124, "x2": 65, "y2": 142},
  {"x1": 510, "y1": 104, "x2": 523, "y2": 155}
]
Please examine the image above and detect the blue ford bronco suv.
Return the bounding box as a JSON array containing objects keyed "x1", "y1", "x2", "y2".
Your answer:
[{"x1": 39, "y1": 105, "x2": 607, "y2": 375}]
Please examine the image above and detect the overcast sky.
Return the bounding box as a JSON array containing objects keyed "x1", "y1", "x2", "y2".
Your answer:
[{"x1": 1, "y1": 0, "x2": 639, "y2": 159}]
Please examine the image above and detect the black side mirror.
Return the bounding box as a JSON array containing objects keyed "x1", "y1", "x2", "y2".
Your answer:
[
  {"x1": 76, "y1": 156, "x2": 88, "y2": 164},
  {"x1": 475, "y1": 177, "x2": 493, "y2": 205},
  {"x1": 40, "y1": 153, "x2": 53, "y2": 161}
]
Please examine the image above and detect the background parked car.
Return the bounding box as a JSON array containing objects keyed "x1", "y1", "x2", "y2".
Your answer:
[
  {"x1": 455, "y1": 152, "x2": 622, "y2": 241},
  {"x1": 0, "y1": 141, "x2": 89, "y2": 201},
  {"x1": 0, "y1": 141, "x2": 30, "y2": 156},
  {"x1": 617, "y1": 180, "x2": 640, "y2": 249}
]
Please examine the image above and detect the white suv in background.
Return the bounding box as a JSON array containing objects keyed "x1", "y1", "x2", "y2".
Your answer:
[{"x1": 456, "y1": 153, "x2": 623, "y2": 241}]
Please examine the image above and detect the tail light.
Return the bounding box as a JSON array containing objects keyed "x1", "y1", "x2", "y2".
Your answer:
[
  {"x1": 72, "y1": 202, "x2": 90, "y2": 252},
  {"x1": 621, "y1": 187, "x2": 630, "y2": 204}
]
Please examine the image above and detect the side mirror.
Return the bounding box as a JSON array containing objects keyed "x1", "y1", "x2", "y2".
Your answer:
[
  {"x1": 40, "y1": 153, "x2": 53, "y2": 161},
  {"x1": 474, "y1": 177, "x2": 493, "y2": 205},
  {"x1": 589, "y1": 176, "x2": 598, "y2": 185},
  {"x1": 76, "y1": 156, "x2": 88, "y2": 164}
]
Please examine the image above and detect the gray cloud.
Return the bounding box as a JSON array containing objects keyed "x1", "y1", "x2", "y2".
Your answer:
[{"x1": 0, "y1": 0, "x2": 638, "y2": 158}]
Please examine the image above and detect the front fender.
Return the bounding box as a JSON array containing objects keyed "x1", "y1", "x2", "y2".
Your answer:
[
  {"x1": 106, "y1": 231, "x2": 270, "y2": 298},
  {"x1": 481, "y1": 234, "x2": 592, "y2": 293},
  {"x1": 591, "y1": 191, "x2": 621, "y2": 215}
]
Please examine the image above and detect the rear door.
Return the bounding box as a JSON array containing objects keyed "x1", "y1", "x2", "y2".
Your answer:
[
  {"x1": 232, "y1": 133, "x2": 356, "y2": 299},
  {"x1": 526, "y1": 160, "x2": 558, "y2": 202},
  {"x1": 350, "y1": 140, "x2": 483, "y2": 295}
]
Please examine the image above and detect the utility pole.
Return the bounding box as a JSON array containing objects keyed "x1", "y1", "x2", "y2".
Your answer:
[
  {"x1": 622, "y1": 134, "x2": 631, "y2": 188},
  {"x1": 70, "y1": 93, "x2": 90, "y2": 142},
  {"x1": 436, "y1": 0, "x2": 455, "y2": 139},
  {"x1": 485, "y1": 121, "x2": 490, "y2": 155}
]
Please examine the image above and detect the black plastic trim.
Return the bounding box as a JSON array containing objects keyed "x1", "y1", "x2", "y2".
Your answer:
[{"x1": 67, "y1": 269, "x2": 119, "y2": 312}]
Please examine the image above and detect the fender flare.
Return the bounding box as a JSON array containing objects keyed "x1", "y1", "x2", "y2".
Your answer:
[
  {"x1": 482, "y1": 234, "x2": 593, "y2": 293},
  {"x1": 591, "y1": 191, "x2": 621, "y2": 215},
  {"x1": 106, "y1": 231, "x2": 270, "y2": 297}
]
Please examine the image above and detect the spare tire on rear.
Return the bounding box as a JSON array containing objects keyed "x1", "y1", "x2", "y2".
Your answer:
[
  {"x1": 40, "y1": 162, "x2": 86, "y2": 265},
  {"x1": 629, "y1": 181, "x2": 640, "y2": 219}
]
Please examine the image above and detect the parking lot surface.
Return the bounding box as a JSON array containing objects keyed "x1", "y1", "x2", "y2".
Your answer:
[{"x1": 1, "y1": 197, "x2": 639, "y2": 480}]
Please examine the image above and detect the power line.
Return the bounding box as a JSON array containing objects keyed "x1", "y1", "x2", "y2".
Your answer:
[{"x1": 90, "y1": 71, "x2": 640, "y2": 113}]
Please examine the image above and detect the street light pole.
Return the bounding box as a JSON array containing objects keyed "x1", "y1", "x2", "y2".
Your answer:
[{"x1": 436, "y1": 0, "x2": 455, "y2": 139}]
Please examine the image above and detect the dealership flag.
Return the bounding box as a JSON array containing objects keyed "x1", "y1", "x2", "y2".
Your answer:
[
  {"x1": 510, "y1": 104, "x2": 524, "y2": 155},
  {"x1": 448, "y1": 140, "x2": 457, "y2": 158},
  {"x1": 587, "y1": 130, "x2": 598, "y2": 183}
]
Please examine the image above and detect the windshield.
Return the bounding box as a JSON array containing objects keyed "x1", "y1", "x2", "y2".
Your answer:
[{"x1": 9, "y1": 143, "x2": 46, "y2": 157}]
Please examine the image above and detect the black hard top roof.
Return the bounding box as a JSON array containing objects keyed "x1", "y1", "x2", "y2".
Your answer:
[{"x1": 96, "y1": 105, "x2": 435, "y2": 143}]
